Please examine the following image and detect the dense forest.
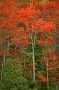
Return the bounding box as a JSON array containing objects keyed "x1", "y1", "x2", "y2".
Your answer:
[{"x1": 0, "y1": 0, "x2": 59, "y2": 90}]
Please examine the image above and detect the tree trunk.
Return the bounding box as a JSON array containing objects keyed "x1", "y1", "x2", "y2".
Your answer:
[
  {"x1": 32, "y1": 43, "x2": 35, "y2": 81},
  {"x1": 46, "y1": 61, "x2": 49, "y2": 90},
  {"x1": 7, "y1": 37, "x2": 9, "y2": 55},
  {"x1": 1, "y1": 70, "x2": 2, "y2": 82},
  {"x1": 23, "y1": 52, "x2": 26, "y2": 77},
  {"x1": 56, "y1": 84, "x2": 58, "y2": 90},
  {"x1": 1, "y1": 63, "x2": 3, "y2": 82},
  {"x1": 3, "y1": 51, "x2": 6, "y2": 65},
  {"x1": 31, "y1": 33, "x2": 36, "y2": 81}
]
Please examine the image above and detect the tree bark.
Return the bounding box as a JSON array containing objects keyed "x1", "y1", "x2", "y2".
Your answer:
[
  {"x1": 7, "y1": 37, "x2": 9, "y2": 55},
  {"x1": 3, "y1": 51, "x2": 6, "y2": 65},
  {"x1": 1, "y1": 63, "x2": 3, "y2": 82},
  {"x1": 46, "y1": 61, "x2": 49, "y2": 90},
  {"x1": 56, "y1": 84, "x2": 58, "y2": 90},
  {"x1": 32, "y1": 42, "x2": 35, "y2": 81},
  {"x1": 31, "y1": 33, "x2": 36, "y2": 81}
]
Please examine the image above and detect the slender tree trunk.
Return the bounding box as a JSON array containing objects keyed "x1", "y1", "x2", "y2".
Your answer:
[
  {"x1": 7, "y1": 37, "x2": 9, "y2": 55},
  {"x1": 31, "y1": 33, "x2": 36, "y2": 81},
  {"x1": 46, "y1": 35, "x2": 49, "y2": 90},
  {"x1": 1, "y1": 70, "x2": 2, "y2": 82},
  {"x1": 3, "y1": 51, "x2": 6, "y2": 65},
  {"x1": 46, "y1": 61, "x2": 49, "y2": 90},
  {"x1": 56, "y1": 84, "x2": 58, "y2": 90},
  {"x1": 26, "y1": 25, "x2": 36, "y2": 81},
  {"x1": 23, "y1": 52, "x2": 26, "y2": 77},
  {"x1": 32, "y1": 42, "x2": 35, "y2": 81},
  {"x1": 1, "y1": 63, "x2": 3, "y2": 82}
]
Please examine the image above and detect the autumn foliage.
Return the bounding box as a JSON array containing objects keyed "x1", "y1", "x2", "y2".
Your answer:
[{"x1": 0, "y1": 0, "x2": 59, "y2": 89}]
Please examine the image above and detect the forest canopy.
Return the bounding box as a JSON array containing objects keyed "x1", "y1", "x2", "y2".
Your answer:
[{"x1": 0, "y1": 0, "x2": 59, "y2": 90}]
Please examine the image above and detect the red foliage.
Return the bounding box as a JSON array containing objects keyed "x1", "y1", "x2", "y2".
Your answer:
[
  {"x1": 37, "y1": 72, "x2": 47, "y2": 82},
  {"x1": 50, "y1": 55, "x2": 58, "y2": 61},
  {"x1": 47, "y1": 36, "x2": 54, "y2": 44},
  {"x1": 52, "y1": 77, "x2": 58, "y2": 81},
  {"x1": 42, "y1": 0, "x2": 59, "y2": 25},
  {"x1": 0, "y1": 0, "x2": 58, "y2": 84},
  {"x1": 18, "y1": 6, "x2": 41, "y2": 18},
  {"x1": 44, "y1": 22, "x2": 57, "y2": 33},
  {"x1": 0, "y1": 52, "x2": 3, "y2": 55},
  {"x1": 38, "y1": 37, "x2": 46, "y2": 45},
  {"x1": 48, "y1": 49, "x2": 54, "y2": 56},
  {"x1": 47, "y1": 67, "x2": 56, "y2": 72},
  {"x1": 10, "y1": 50, "x2": 19, "y2": 56},
  {"x1": 41, "y1": 56, "x2": 48, "y2": 62}
]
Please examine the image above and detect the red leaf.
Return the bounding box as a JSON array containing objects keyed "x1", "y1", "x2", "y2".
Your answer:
[{"x1": 50, "y1": 55, "x2": 58, "y2": 61}]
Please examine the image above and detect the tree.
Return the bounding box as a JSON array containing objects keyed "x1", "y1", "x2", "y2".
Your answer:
[
  {"x1": 0, "y1": 0, "x2": 59, "y2": 90},
  {"x1": 37, "y1": 19, "x2": 57, "y2": 90},
  {"x1": 2, "y1": 58, "x2": 29, "y2": 90}
]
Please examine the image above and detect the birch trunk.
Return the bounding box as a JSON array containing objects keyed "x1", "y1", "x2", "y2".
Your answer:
[
  {"x1": 26, "y1": 24, "x2": 36, "y2": 81},
  {"x1": 32, "y1": 42, "x2": 35, "y2": 81},
  {"x1": 46, "y1": 61, "x2": 49, "y2": 90},
  {"x1": 31, "y1": 33, "x2": 36, "y2": 81}
]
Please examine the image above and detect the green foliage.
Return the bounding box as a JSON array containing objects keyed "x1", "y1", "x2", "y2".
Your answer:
[
  {"x1": 0, "y1": 0, "x2": 59, "y2": 89},
  {"x1": 35, "y1": 43, "x2": 43, "y2": 57},
  {"x1": 34, "y1": 43, "x2": 46, "y2": 78},
  {"x1": 29, "y1": 80, "x2": 39, "y2": 90},
  {"x1": 29, "y1": 80, "x2": 36, "y2": 89},
  {"x1": 50, "y1": 86, "x2": 56, "y2": 90},
  {"x1": 20, "y1": 0, "x2": 32, "y2": 3},
  {"x1": 29, "y1": 88, "x2": 38, "y2": 90},
  {"x1": 2, "y1": 58, "x2": 29, "y2": 90},
  {"x1": 0, "y1": 56, "x2": 3, "y2": 81}
]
